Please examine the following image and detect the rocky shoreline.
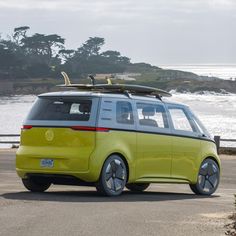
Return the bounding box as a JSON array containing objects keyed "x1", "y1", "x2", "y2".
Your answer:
[{"x1": 0, "y1": 70, "x2": 236, "y2": 96}]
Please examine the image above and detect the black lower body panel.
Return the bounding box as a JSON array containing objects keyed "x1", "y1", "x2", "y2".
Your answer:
[{"x1": 26, "y1": 173, "x2": 94, "y2": 186}]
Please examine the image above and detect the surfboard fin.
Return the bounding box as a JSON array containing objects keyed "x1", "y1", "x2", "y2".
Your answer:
[
  {"x1": 107, "y1": 78, "x2": 112, "y2": 85},
  {"x1": 88, "y1": 75, "x2": 95, "y2": 85},
  {"x1": 61, "y1": 71, "x2": 71, "y2": 86}
]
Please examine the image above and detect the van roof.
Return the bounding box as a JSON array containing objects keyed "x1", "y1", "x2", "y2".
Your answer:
[{"x1": 39, "y1": 91, "x2": 186, "y2": 107}]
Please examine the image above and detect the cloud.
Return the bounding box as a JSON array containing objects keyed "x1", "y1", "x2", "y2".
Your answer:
[
  {"x1": 0, "y1": 0, "x2": 235, "y2": 64},
  {"x1": 0, "y1": 0, "x2": 235, "y2": 28},
  {"x1": 1, "y1": 0, "x2": 235, "y2": 12}
]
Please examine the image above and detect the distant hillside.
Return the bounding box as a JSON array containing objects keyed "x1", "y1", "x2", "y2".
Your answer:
[
  {"x1": 0, "y1": 26, "x2": 235, "y2": 95},
  {"x1": 125, "y1": 63, "x2": 236, "y2": 94}
]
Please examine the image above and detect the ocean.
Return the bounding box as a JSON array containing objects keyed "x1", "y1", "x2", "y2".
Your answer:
[
  {"x1": 160, "y1": 64, "x2": 236, "y2": 80},
  {"x1": 0, "y1": 93, "x2": 235, "y2": 148}
]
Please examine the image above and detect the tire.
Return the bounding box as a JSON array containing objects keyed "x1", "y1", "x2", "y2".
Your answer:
[
  {"x1": 22, "y1": 178, "x2": 51, "y2": 192},
  {"x1": 190, "y1": 158, "x2": 220, "y2": 195},
  {"x1": 96, "y1": 155, "x2": 127, "y2": 196},
  {"x1": 126, "y1": 183, "x2": 150, "y2": 192}
]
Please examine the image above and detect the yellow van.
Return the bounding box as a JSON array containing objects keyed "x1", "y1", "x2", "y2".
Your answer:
[{"x1": 16, "y1": 84, "x2": 220, "y2": 196}]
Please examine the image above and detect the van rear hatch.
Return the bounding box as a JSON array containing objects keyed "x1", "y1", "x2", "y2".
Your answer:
[{"x1": 17, "y1": 95, "x2": 99, "y2": 172}]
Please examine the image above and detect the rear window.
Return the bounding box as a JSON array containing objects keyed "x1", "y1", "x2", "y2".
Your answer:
[{"x1": 27, "y1": 97, "x2": 92, "y2": 121}]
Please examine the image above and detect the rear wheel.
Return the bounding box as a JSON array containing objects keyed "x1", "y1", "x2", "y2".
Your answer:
[
  {"x1": 190, "y1": 158, "x2": 220, "y2": 195},
  {"x1": 22, "y1": 178, "x2": 51, "y2": 192},
  {"x1": 96, "y1": 155, "x2": 127, "y2": 196}
]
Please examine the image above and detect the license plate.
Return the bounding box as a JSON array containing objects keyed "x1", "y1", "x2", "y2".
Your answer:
[{"x1": 40, "y1": 159, "x2": 54, "y2": 168}]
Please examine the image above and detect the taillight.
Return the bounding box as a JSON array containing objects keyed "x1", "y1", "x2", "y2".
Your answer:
[
  {"x1": 71, "y1": 126, "x2": 109, "y2": 132},
  {"x1": 22, "y1": 125, "x2": 33, "y2": 130}
]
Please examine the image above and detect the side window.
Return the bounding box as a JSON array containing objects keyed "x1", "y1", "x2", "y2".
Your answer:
[
  {"x1": 116, "y1": 101, "x2": 134, "y2": 125},
  {"x1": 137, "y1": 103, "x2": 169, "y2": 128},
  {"x1": 168, "y1": 108, "x2": 196, "y2": 132}
]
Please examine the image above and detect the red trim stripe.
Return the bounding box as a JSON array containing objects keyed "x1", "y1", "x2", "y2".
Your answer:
[
  {"x1": 71, "y1": 126, "x2": 109, "y2": 132},
  {"x1": 21, "y1": 125, "x2": 109, "y2": 132}
]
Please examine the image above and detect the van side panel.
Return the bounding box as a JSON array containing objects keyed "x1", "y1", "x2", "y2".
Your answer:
[
  {"x1": 171, "y1": 138, "x2": 219, "y2": 183},
  {"x1": 136, "y1": 133, "x2": 172, "y2": 178},
  {"x1": 171, "y1": 136, "x2": 201, "y2": 182}
]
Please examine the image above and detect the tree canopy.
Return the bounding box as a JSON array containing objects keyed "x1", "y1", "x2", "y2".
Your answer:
[{"x1": 0, "y1": 26, "x2": 131, "y2": 79}]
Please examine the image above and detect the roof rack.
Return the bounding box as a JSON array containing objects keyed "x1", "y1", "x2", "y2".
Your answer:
[{"x1": 58, "y1": 72, "x2": 172, "y2": 99}]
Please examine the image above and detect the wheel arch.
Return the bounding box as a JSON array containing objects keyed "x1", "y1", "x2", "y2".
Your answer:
[
  {"x1": 190, "y1": 155, "x2": 221, "y2": 195},
  {"x1": 191, "y1": 155, "x2": 221, "y2": 184},
  {"x1": 203, "y1": 156, "x2": 221, "y2": 172},
  {"x1": 104, "y1": 152, "x2": 130, "y2": 182}
]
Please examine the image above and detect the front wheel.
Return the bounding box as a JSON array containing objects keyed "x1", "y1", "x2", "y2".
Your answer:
[
  {"x1": 96, "y1": 155, "x2": 127, "y2": 196},
  {"x1": 126, "y1": 183, "x2": 150, "y2": 192},
  {"x1": 190, "y1": 158, "x2": 220, "y2": 195},
  {"x1": 22, "y1": 178, "x2": 51, "y2": 192}
]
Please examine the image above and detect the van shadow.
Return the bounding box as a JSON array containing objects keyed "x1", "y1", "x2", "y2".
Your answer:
[{"x1": 1, "y1": 190, "x2": 219, "y2": 203}]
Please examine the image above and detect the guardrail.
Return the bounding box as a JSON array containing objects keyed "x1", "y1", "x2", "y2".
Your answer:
[
  {"x1": 0, "y1": 134, "x2": 20, "y2": 144},
  {"x1": 214, "y1": 136, "x2": 236, "y2": 148},
  {"x1": 214, "y1": 136, "x2": 236, "y2": 154}
]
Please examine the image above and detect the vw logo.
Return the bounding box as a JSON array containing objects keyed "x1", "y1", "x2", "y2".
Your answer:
[{"x1": 45, "y1": 129, "x2": 54, "y2": 142}]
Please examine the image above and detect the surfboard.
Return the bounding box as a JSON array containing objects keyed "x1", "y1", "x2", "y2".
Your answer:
[
  {"x1": 58, "y1": 72, "x2": 171, "y2": 97},
  {"x1": 59, "y1": 83, "x2": 171, "y2": 97}
]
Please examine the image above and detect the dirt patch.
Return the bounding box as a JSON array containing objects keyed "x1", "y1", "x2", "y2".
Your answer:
[
  {"x1": 225, "y1": 195, "x2": 236, "y2": 236},
  {"x1": 201, "y1": 213, "x2": 230, "y2": 219},
  {"x1": 225, "y1": 213, "x2": 236, "y2": 236}
]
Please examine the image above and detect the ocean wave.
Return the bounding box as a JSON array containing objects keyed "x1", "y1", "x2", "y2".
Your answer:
[
  {"x1": 161, "y1": 65, "x2": 236, "y2": 80},
  {"x1": 169, "y1": 89, "x2": 235, "y2": 96}
]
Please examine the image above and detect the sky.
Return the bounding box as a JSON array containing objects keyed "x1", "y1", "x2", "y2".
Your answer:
[{"x1": 0, "y1": 0, "x2": 235, "y2": 65}]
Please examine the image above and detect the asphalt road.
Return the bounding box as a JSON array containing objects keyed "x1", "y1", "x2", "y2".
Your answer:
[{"x1": 0, "y1": 149, "x2": 235, "y2": 236}]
